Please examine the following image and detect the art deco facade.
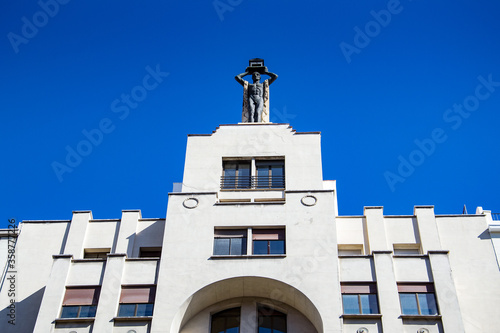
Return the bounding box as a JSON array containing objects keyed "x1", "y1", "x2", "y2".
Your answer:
[{"x1": 1, "y1": 122, "x2": 500, "y2": 333}]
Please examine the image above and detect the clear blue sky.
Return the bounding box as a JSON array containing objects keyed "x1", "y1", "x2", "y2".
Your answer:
[{"x1": 2, "y1": 0, "x2": 499, "y2": 228}]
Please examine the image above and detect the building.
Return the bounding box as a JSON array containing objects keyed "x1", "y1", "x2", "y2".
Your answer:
[{"x1": 1, "y1": 119, "x2": 500, "y2": 333}]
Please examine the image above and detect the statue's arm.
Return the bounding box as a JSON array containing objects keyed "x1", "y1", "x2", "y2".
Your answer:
[
  {"x1": 235, "y1": 72, "x2": 249, "y2": 86},
  {"x1": 265, "y1": 71, "x2": 278, "y2": 85}
]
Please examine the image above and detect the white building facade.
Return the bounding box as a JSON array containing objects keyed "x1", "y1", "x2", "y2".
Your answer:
[{"x1": 1, "y1": 122, "x2": 500, "y2": 333}]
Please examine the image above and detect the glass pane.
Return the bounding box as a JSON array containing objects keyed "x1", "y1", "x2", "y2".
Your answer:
[
  {"x1": 259, "y1": 315, "x2": 273, "y2": 329},
  {"x1": 237, "y1": 164, "x2": 251, "y2": 189},
  {"x1": 226, "y1": 314, "x2": 240, "y2": 329},
  {"x1": 400, "y1": 293, "x2": 419, "y2": 315},
  {"x1": 61, "y1": 306, "x2": 79, "y2": 318},
  {"x1": 418, "y1": 293, "x2": 438, "y2": 315},
  {"x1": 214, "y1": 238, "x2": 230, "y2": 255},
  {"x1": 253, "y1": 240, "x2": 269, "y2": 254},
  {"x1": 257, "y1": 167, "x2": 270, "y2": 188},
  {"x1": 79, "y1": 305, "x2": 96, "y2": 317},
  {"x1": 271, "y1": 165, "x2": 284, "y2": 188},
  {"x1": 269, "y1": 240, "x2": 285, "y2": 254},
  {"x1": 342, "y1": 295, "x2": 360, "y2": 314},
  {"x1": 227, "y1": 328, "x2": 239, "y2": 333},
  {"x1": 118, "y1": 303, "x2": 136, "y2": 317},
  {"x1": 211, "y1": 316, "x2": 225, "y2": 333},
  {"x1": 360, "y1": 294, "x2": 379, "y2": 314},
  {"x1": 258, "y1": 328, "x2": 272, "y2": 333},
  {"x1": 136, "y1": 303, "x2": 154, "y2": 316},
  {"x1": 230, "y1": 238, "x2": 246, "y2": 255},
  {"x1": 273, "y1": 315, "x2": 287, "y2": 332}
]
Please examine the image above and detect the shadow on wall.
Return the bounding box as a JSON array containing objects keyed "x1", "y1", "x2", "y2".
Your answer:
[{"x1": 0, "y1": 287, "x2": 45, "y2": 333}]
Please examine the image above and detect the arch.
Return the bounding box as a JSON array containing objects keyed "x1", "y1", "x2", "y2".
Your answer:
[{"x1": 170, "y1": 276, "x2": 323, "y2": 333}]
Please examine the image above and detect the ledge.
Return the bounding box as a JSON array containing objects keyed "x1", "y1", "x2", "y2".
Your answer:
[
  {"x1": 113, "y1": 316, "x2": 153, "y2": 322},
  {"x1": 399, "y1": 314, "x2": 442, "y2": 320},
  {"x1": 215, "y1": 201, "x2": 286, "y2": 206},
  {"x1": 126, "y1": 257, "x2": 160, "y2": 261},
  {"x1": 338, "y1": 255, "x2": 373, "y2": 258},
  {"x1": 210, "y1": 254, "x2": 286, "y2": 259},
  {"x1": 55, "y1": 317, "x2": 95, "y2": 324},
  {"x1": 341, "y1": 314, "x2": 382, "y2": 319},
  {"x1": 72, "y1": 258, "x2": 106, "y2": 263},
  {"x1": 169, "y1": 191, "x2": 217, "y2": 196},
  {"x1": 392, "y1": 254, "x2": 427, "y2": 258},
  {"x1": 427, "y1": 250, "x2": 449, "y2": 255},
  {"x1": 53, "y1": 254, "x2": 73, "y2": 259}
]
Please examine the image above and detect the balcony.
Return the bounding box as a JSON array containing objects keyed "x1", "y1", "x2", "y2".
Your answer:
[
  {"x1": 220, "y1": 175, "x2": 285, "y2": 190},
  {"x1": 492, "y1": 213, "x2": 500, "y2": 221}
]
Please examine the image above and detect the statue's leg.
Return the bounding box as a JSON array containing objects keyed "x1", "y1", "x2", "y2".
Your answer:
[
  {"x1": 255, "y1": 98, "x2": 263, "y2": 122},
  {"x1": 249, "y1": 99, "x2": 256, "y2": 123}
]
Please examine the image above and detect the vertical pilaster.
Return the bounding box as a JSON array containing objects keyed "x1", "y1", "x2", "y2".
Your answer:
[
  {"x1": 93, "y1": 253, "x2": 126, "y2": 332},
  {"x1": 64, "y1": 211, "x2": 92, "y2": 259},
  {"x1": 428, "y1": 251, "x2": 465, "y2": 333},
  {"x1": 240, "y1": 301, "x2": 257, "y2": 333},
  {"x1": 373, "y1": 251, "x2": 404, "y2": 332},
  {"x1": 33, "y1": 254, "x2": 72, "y2": 333},
  {"x1": 364, "y1": 207, "x2": 389, "y2": 253},
  {"x1": 414, "y1": 206, "x2": 441, "y2": 253},
  {"x1": 114, "y1": 210, "x2": 141, "y2": 256}
]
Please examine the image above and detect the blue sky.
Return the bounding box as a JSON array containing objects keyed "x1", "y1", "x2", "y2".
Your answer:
[{"x1": 2, "y1": 0, "x2": 499, "y2": 228}]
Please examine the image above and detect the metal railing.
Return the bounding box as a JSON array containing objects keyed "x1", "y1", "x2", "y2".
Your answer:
[
  {"x1": 220, "y1": 176, "x2": 285, "y2": 190},
  {"x1": 492, "y1": 213, "x2": 500, "y2": 221}
]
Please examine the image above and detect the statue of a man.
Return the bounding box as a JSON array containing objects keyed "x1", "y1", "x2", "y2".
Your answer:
[{"x1": 235, "y1": 70, "x2": 278, "y2": 123}]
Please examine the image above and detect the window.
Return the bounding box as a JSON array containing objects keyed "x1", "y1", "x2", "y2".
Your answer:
[
  {"x1": 211, "y1": 307, "x2": 240, "y2": 333},
  {"x1": 214, "y1": 229, "x2": 247, "y2": 255},
  {"x1": 221, "y1": 159, "x2": 285, "y2": 190},
  {"x1": 255, "y1": 160, "x2": 285, "y2": 189},
  {"x1": 253, "y1": 229, "x2": 285, "y2": 255},
  {"x1": 84, "y1": 248, "x2": 110, "y2": 259},
  {"x1": 118, "y1": 286, "x2": 156, "y2": 317},
  {"x1": 222, "y1": 161, "x2": 251, "y2": 189},
  {"x1": 398, "y1": 284, "x2": 438, "y2": 315},
  {"x1": 258, "y1": 306, "x2": 287, "y2": 333},
  {"x1": 139, "y1": 247, "x2": 162, "y2": 258},
  {"x1": 341, "y1": 283, "x2": 379, "y2": 314},
  {"x1": 338, "y1": 245, "x2": 364, "y2": 256},
  {"x1": 393, "y1": 244, "x2": 421, "y2": 255},
  {"x1": 60, "y1": 287, "x2": 100, "y2": 318}
]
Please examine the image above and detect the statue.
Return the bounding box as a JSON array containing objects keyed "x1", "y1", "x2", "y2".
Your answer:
[{"x1": 235, "y1": 59, "x2": 278, "y2": 123}]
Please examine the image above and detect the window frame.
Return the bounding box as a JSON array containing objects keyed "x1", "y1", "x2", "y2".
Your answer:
[
  {"x1": 252, "y1": 229, "x2": 286, "y2": 255},
  {"x1": 257, "y1": 305, "x2": 287, "y2": 333},
  {"x1": 60, "y1": 286, "x2": 100, "y2": 319},
  {"x1": 210, "y1": 307, "x2": 241, "y2": 333},
  {"x1": 398, "y1": 283, "x2": 438, "y2": 315},
  {"x1": 341, "y1": 283, "x2": 379, "y2": 315},
  {"x1": 83, "y1": 248, "x2": 110, "y2": 259},
  {"x1": 221, "y1": 158, "x2": 285, "y2": 190},
  {"x1": 213, "y1": 229, "x2": 248, "y2": 256},
  {"x1": 118, "y1": 285, "x2": 156, "y2": 317}
]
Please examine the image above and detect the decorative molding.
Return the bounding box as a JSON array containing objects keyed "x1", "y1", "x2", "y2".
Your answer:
[
  {"x1": 417, "y1": 329, "x2": 429, "y2": 333},
  {"x1": 357, "y1": 328, "x2": 369, "y2": 333},
  {"x1": 301, "y1": 195, "x2": 317, "y2": 206},
  {"x1": 183, "y1": 198, "x2": 199, "y2": 209}
]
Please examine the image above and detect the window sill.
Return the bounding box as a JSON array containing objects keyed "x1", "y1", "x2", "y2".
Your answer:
[
  {"x1": 399, "y1": 314, "x2": 441, "y2": 320},
  {"x1": 338, "y1": 255, "x2": 373, "y2": 258},
  {"x1": 210, "y1": 254, "x2": 286, "y2": 259},
  {"x1": 215, "y1": 201, "x2": 285, "y2": 206},
  {"x1": 55, "y1": 317, "x2": 95, "y2": 323},
  {"x1": 113, "y1": 316, "x2": 153, "y2": 322},
  {"x1": 341, "y1": 314, "x2": 382, "y2": 319}
]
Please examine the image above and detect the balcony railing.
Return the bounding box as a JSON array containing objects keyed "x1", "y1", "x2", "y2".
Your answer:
[
  {"x1": 220, "y1": 176, "x2": 285, "y2": 190},
  {"x1": 492, "y1": 213, "x2": 500, "y2": 221}
]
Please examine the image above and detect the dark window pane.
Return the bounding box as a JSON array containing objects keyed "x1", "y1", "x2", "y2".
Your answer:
[
  {"x1": 258, "y1": 328, "x2": 272, "y2": 333},
  {"x1": 118, "y1": 304, "x2": 137, "y2": 317},
  {"x1": 79, "y1": 305, "x2": 96, "y2": 317},
  {"x1": 136, "y1": 303, "x2": 154, "y2": 316},
  {"x1": 269, "y1": 240, "x2": 285, "y2": 254},
  {"x1": 400, "y1": 293, "x2": 419, "y2": 315},
  {"x1": 273, "y1": 315, "x2": 287, "y2": 332},
  {"x1": 271, "y1": 165, "x2": 284, "y2": 188},
  {"x1": 214, "y1": 238, "x2": 230, "y2": 255},
  {"x1": 211, "y1": 308, "x2": 240, "y2": 333},
  {"x1": 259, "y1": 315, "x2": 273, "y2": 329},
  {"x1": 61, "y1": 306, "x2": 79, "y2": 318},
  {"x1": 418, "y1": 293, "x2": 438, "y2": 315},
  {"x1": 342, "y1": 295, "x2": 360, "y2": 314},
  {"x1": 360, "y1": 294, "x2": 379, "y2": 314},
  {"x1": 238, "y1": 164, "x2": 250, "y2": 176},
  {"x1": 253, "y1": 240, "x2": 269, "y2": 254},
  {"x1": 230, "y1": 238, "x2": 246, "y2": 255}
]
